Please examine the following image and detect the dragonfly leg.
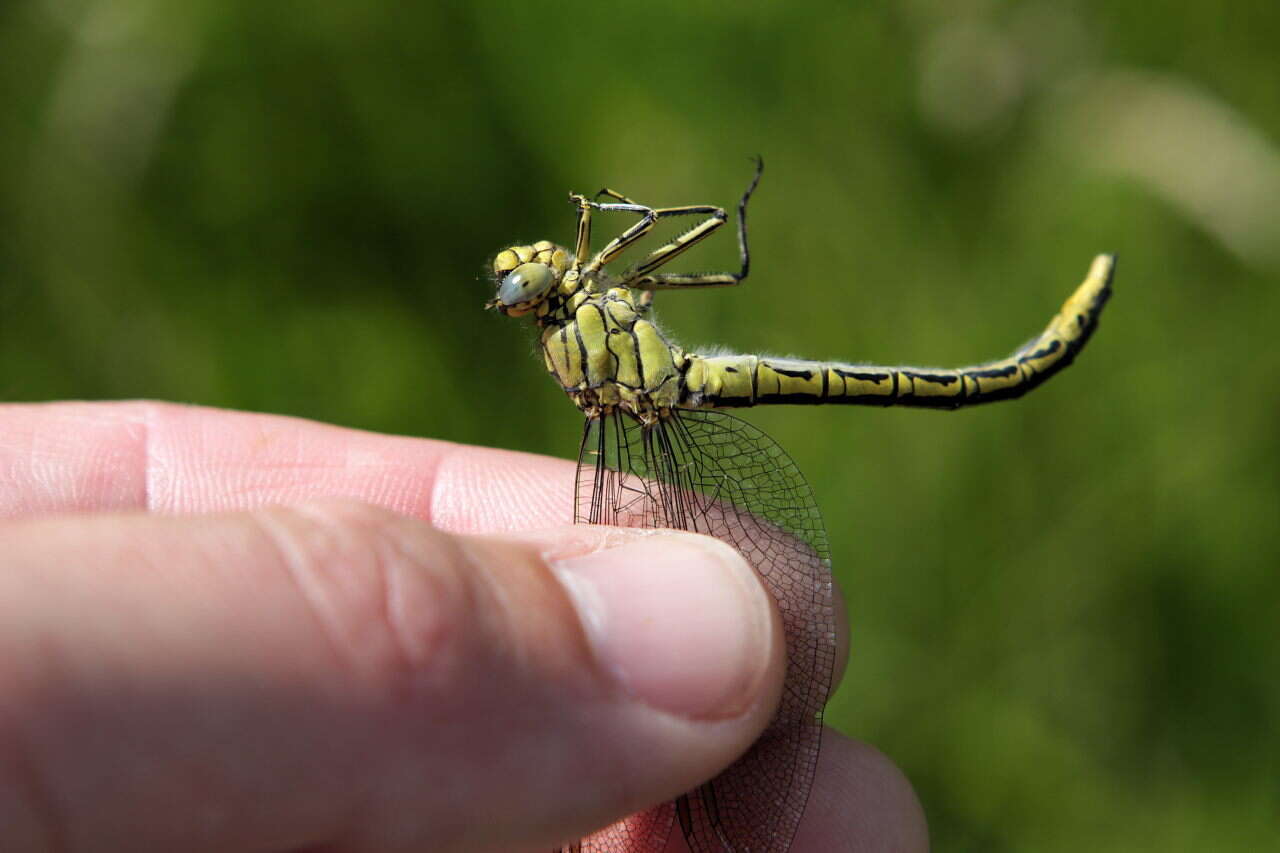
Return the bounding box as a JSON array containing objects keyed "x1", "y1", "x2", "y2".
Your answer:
[
  {"x1": 623, "y1": 156, "x2": 763, "y2": 290},
  {"x1": 617, "y1": 203, "x2": 728, "y2": 280},
  {"x1": 594, "y1": 187, "x2": 639, "y2": 205},
  {"x1": 586, "y1": 197, "x2": 731, "y2": 275},
  {"x1": 569, "y1": 192, "x2": 593, "y2": 270},
  {"x1": 583, "y1": 199, "x2": 661, "y2": 273}
]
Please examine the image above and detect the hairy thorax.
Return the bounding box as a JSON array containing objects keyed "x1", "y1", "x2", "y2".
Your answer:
[{"x1": 537, "y1": 270, "x2": 693, "y2": 421}]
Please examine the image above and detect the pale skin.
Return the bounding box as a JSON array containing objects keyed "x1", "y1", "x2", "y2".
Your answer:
[{"x1": 0, "y1": 401, "x2": 927, "y2": 852}]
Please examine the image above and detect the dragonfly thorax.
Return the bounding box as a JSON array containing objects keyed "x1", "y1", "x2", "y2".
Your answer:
[{"x1": 538, "y1": 283, "x2": 691, "y2": 421}]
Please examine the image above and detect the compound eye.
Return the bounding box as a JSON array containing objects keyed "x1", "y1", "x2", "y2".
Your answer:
[{"x1": 497, "y1": 262, "x2": 554, "y2": 307}]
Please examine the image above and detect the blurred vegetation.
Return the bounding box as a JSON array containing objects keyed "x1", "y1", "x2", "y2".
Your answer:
[{"x1": 3, "y1": 0, "x2": 1278, "y2": 849}]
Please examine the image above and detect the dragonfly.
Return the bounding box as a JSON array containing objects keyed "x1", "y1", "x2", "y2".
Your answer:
[{"x1": 487, "y1": 159, "x2": 1115, "y2": 853}]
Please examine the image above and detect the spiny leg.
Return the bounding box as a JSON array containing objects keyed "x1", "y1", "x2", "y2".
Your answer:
[
  {"x1": 624, "y1": 156, "x2": 763, "y2": 291},
  {"x1": 584, "y1": 196, "x2": 742, "y2": 277},
  {"x1": 591, "y1": 189, "x2": 691, "y2": 302},
  {"x1": 617, "y1": 203, "x2": 729, "y2": 281}
]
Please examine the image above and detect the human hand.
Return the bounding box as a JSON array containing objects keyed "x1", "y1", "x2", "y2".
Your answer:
[{"x1": 0, "y1": 402, "x2": 926, "y2": 852}]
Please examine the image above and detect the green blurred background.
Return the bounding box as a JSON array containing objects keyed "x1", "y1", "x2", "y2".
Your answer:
[{"x1": 3, "y1": 0, "x2": 1278, "y2": 849}]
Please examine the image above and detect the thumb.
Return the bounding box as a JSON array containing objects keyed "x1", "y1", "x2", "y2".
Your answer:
[{"x1": 0, "y1": 501, "x2": 783, "y2": 852}]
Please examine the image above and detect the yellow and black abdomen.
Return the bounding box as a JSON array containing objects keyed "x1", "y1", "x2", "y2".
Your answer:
[{"x1": 684, "y1": 254, "x2": 1115, "y2": 410}]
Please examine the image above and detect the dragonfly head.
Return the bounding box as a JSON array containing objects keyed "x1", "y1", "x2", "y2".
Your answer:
[{"x1": 486, "y1": 241, "x2": 570, "y2": 316}]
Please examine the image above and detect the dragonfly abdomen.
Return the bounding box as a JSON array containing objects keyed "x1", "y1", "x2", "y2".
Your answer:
[{"x1": 684, "y1": 254, "x2": 1115, "y2": 411}]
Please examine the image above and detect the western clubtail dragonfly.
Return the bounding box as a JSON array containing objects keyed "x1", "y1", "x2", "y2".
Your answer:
[{"x1": 487, "y1": 159, "x2": 1115, "y2": 853}]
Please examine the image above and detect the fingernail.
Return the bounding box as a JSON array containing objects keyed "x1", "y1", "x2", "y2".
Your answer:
[{"x1": 551, "y1": 534, "x2": 772, "y2": 719}]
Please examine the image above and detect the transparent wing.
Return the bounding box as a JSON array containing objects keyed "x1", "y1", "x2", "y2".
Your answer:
[
  {"x1": 573, "y1": 408, "x2": 836, "y2": 853},
  {"x1": 560, "y1": 802, "x2": 674, "y2": 853}
]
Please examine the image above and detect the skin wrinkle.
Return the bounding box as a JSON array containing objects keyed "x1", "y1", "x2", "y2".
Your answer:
[
  {"x1": 452, "y1": 536, "x2": 525, "y2": 681},
  {"x1": 95, "y1": 401, "x2": 150, "y2": 514},
  {"x1": 371, "y1": 521, "x2": 417, "y2": 704},
  {"x1": 140, "y1": 401, "x2": 155, "y2": 513},
  {"x1": 246, "y1": 508, "x2": 369, "y2": 695},
  {"x1": 369, "y1": 514, "x2": 477, "y2": 704},
  {"x1": 405, "y1": 440, "x2": 451, "y2": 527},
  {"x1": 291, "y1": 502, "x2": 405, "y2": 666},
  {"x1": 421, "y1": 444, "x2": 475, "y2": 531}
]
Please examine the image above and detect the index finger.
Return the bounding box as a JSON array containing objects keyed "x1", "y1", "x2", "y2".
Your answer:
[{"x1": 0, "y1": 401, "x2": 575, "y2": 531}]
